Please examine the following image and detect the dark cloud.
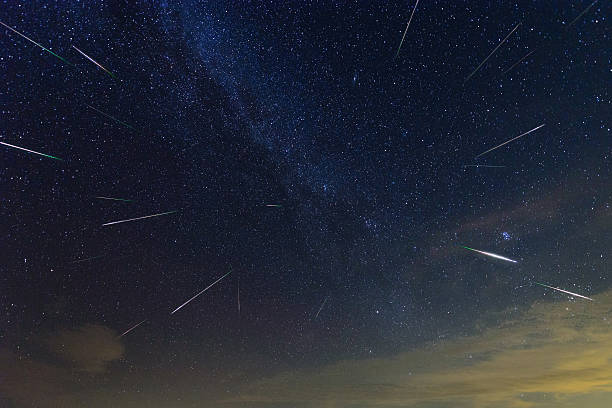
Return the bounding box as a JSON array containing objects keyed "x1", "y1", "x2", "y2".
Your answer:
[
  {"x1": 0, "y1": 324, "x2": 123, "y2": 407},
  {"x1": 45, "y1": 324, "x2": 124, "y2": 373},
  {"x1": 0, "y1": 349, "x2": 79, "y2": 408}
]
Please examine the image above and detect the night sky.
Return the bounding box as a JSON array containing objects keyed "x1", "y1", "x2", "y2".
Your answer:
[{"x1": 1, "y1": 1, "x2": 611, "y2": 407}]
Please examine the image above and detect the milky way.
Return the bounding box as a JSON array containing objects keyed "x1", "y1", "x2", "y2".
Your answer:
[{"x1": 1, "y1": 2, "x2": 610, "y2": 407}]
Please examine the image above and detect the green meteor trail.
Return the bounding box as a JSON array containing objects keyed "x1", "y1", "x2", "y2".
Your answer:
[
  {"x1": 87, "y1": 104, "x2": 135, "y2": 130},
  {"x1": 1, "y1": 141, "x2": 62, "y2": 161},
  {"x1": 461, "y1": 246, "x2": 518, "y2": 263},
  {"x1": 0, "y1": 21, "x2": 73, "y2": 66}
]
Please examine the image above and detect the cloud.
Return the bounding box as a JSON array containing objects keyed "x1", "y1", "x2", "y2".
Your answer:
[
  {"x1": 451, "y1": 172, "x2": 610, "y2": 238},
  {"x1": 0, "y1": 349, "x2": 80, "y2": 408},
  {"x1": 223, "y1": 289, "x2": 612, "y2": 408},
  {"x1": 0, "y1": 324, "x2": 123, "y2": 408},
  {"x1": 46, "y1": 324, "x2": 124, "y2": 373},
  {"x1": 407, "y1": 171, "x2": 611, "y2": 277}
]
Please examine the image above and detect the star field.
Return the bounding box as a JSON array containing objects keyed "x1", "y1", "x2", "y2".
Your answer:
[{"x1": 1, "y1": 1, "x2": 610, "y2": 407}]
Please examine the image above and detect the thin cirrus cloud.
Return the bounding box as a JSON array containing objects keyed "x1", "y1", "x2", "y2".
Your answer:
[{"x1": 224, "y1": 289, "x2": 612, "y2": 408}]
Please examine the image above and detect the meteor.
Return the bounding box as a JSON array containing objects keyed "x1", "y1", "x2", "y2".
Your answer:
[
  {"x1": 463, "y1": 164, "x2": 506, "y2": 168},
  {"x1": 1, "y1": 141, "x2": 62, "y2": 161},
  {"x1": 535, "y1": 282, "x2": 593, "y2": 301},
  {"x1": 70, "y1": 254, "x2": 105, "y2": 264},
  {"x1": 119, "y1": 319, "x2": 147, "y2": 338},
  {"x1": 96, "y1": 196, "x2": 133, "y2": 202},
  {"x1": 503, "y1": 49, "x2": 537, "y2": 75},
  {"x1": 171, "y1": 271, "x2": 232, "y2": 315},
  {"x1": 265, "y1": 204, "x2": 282, "y2": 207},
  {"x1": 394, "y1": 0, "x2": 420, "y2": 60},
  {"x1": 102, "y1": 210, "x2": 177, "y2": 226},
  {"x1": 464, "y1": 23, "x2": 520, "y2": 84},
  {"x1": 0, "y1": 21, "x2": 73, "y2": 66},
  {"x1": 314, "y1": 296, "x2": 329, "y2": 320},
  {"x1": 476, "y1": 124, "x2": 545, "y2": 158},
  {"x1": 461, "y1": 246, "x2": 518, "y2": 263},
  {"x1": 568, "y1": 0, "x2": 598, "y2": 27},
  {"x1": 86, "y1": 104, "x2": 135, "y2": 130},
  {"x1": 72, "y1": 45, "x2": 116, "y2": 78}
]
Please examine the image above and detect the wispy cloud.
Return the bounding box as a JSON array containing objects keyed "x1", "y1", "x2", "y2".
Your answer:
[{"x1": 224, "y1": 290, "x2": 612, "y2": 408}]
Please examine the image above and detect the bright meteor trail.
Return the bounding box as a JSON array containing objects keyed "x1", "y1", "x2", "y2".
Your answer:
[
  {"x1": 0, "y1": 21, "x2": 73, "y2": 66},
  {"x1": 476, "y1": 124, "x2": 545, "y2": 158},
  {"x1": 1, "y1": 141, "x2": 62, "y2": 161},
  {"x1": 171, "y1": 270, "x2": 232, "y2": 315},
  {"x1": 394, "y1": 0, "x2": 420, "y2": 60},
  {"x1": 119, "y1": 319, "x2": 147, "y2": 338},
  {"x1": 535, "y1": 282, "x2": 593, "y2": 301},
  {"x1": 72, "y1": 45, "x2": 116, "y2": 78},
  {"x1": 461, "y1": 246, "x2": 518, "y2": 263},
  {"x1": 464, "y1": 23, "x2": 520, "y2": 84},
  {"x1": 102, "y1": 210, "x2": 177, "y2": 226}
]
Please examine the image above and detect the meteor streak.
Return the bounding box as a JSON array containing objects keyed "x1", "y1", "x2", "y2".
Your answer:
[
  {"x1": 96, "y1": 196, "x2": 133, "y2": 202},
  {"x1": 535, "y1": 282, "x2": 593, "y2": 301},
  {"x1": 461, "y1": 246, "x2": 518, "y2": 263},
  {"x1": 463, "y1": 164, "x2": 506, "y2": 168},
  {"x1": 476, "y1": 123, "x2": 545, "y2": 158},
  {"x1": 102, "y1": 210, "x2": 177, "y2": 226},
  {"x1": 119, "y1": 319, "x2": 147, "y2": 338},
  {"x1": 72, "y1": 45, "x2": 116, "y2": 78},
  {"x1": 568, "y1": 0, "x2": 598, "y2": 27},
  {"x1": 86, "y1": 104, "x2": 135, "y2": 130},
  {"x1": 503, "y1": 49, "x2": 537, "y2": 74},
  {"x1": 171, "y1": 271, "x2": 232, "y2": 314},
  {"x1": 0, "y1": 21, "x2": 73, "y2": 65},
  {"x1": 70, "y1": 254, "x2": 105, "y2": 264},
  {"x1": 1, "y1": 141, "x2": 62, "y2": 160},
  {"x1": 314, "y1": 296, "x2": 329, "y2": 320},
  {"x1": 265, "y1": 204, "x2": 282, "y2": 207},
  {"x1": 464, "y1": 23, "x2": 520, "y2": 84},
  {"x1": 394, "y1": 0, "x2": 420, "y2": 60}
]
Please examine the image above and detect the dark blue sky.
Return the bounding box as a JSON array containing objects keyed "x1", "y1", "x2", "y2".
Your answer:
[{"x1": 1, "y1": 1, "x2": 610, "y2": 407}]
